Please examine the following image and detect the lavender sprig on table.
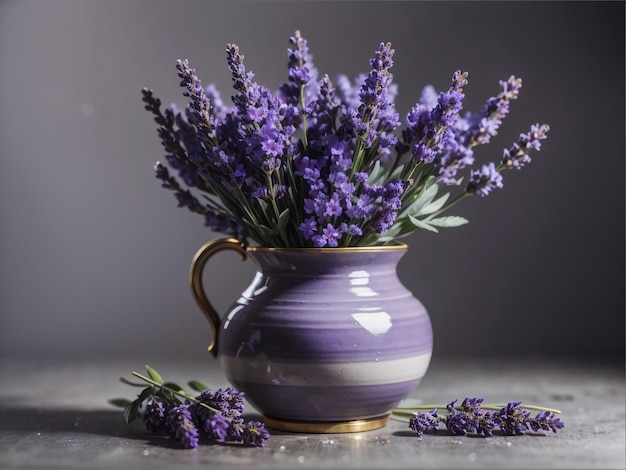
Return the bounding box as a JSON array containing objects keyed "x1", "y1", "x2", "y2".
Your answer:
[
  {"x1": 109, "y1": 365, "x2": 269, "y2": 449},
  {"x1": 393, "y1": 396, "x2": 564, "y2": 439},
  {"x1": 144, "y1": 30, "x2": 550, "y2": 248}
]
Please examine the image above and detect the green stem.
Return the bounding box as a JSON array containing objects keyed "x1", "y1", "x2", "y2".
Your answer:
[
  {"x1": 131, "y1": 372, "x2": 220, "y2": 414},
  {"x1": 350, "y1": 137, "x2": 365, "y2": 180},
  {"x1": 429, "y1": 191, "x2": 470, "y2": 219}
]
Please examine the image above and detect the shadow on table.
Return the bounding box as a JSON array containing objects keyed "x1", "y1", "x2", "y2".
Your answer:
[{"x1": 0, "y1": 407, "x2": 266, "y2": 449}]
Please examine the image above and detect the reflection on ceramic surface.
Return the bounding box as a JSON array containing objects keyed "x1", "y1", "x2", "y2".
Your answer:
[
  {"x1": 351, "y1": 311, "x2": 392, "y2": 335},
  {"x1": 349, "y1": 269, "x2": 379, "y2": 297}
]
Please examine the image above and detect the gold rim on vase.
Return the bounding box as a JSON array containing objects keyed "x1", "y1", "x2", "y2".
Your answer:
[{"x1": 262, "y1": 414, "x2": 390, "y2": 433}]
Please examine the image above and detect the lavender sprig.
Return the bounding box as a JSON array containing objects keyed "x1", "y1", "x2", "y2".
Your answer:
[
  {"x1": 394, "y1": 396, "x2": 564, "y2": 439},
  {"x1": 175, "y1": 59, "x2": 216, "y2": 140},
  {"x1": 500, "y1": 123, "x2": 550, "y2": 170},
  {"x1": 110, "y1": 365, "x2": 269, "y2": 449},
  {"x1": 458, "y1": 75, "x2": 523, "y2": 148}
]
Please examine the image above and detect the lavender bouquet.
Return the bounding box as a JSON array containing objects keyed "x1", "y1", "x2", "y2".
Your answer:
[{"x1": 143, "y1": 31, "x2": 549, "y2": 248}]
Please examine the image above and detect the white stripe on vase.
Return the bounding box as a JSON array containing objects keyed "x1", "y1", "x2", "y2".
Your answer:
[{"x1": 220, "y1": 352, "x2": 432, "y2": 387}]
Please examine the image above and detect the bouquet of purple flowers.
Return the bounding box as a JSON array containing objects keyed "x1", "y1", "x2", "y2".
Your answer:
[{"x1": 143, "y1": 31, "x2": 549, "y2": 248}]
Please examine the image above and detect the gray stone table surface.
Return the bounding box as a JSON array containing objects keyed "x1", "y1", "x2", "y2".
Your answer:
[{"x1": 0, "y1": 355, "x2": 623, "y2": 470}]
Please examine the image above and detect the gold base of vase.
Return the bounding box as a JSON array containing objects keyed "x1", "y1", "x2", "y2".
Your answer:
[{"x1": 263, "y1": 414, "x2": 390, "y2": 433}]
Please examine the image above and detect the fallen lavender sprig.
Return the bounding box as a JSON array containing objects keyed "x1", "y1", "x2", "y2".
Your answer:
[
  {"x1": 109, "y1": 365, "x2": 269, "y2": 448},
  {"x1": 392, "y1": 397, "x2": 564, "y2": 439}
]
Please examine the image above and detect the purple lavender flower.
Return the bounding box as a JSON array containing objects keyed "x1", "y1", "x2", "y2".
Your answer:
[
  {"x1": 457, "y1": 75, "x2": 523, "y2": 147},
  {"x1": 201, "y1": 412, "x2": 231, "y2": 441},
  {"x1": 353, "y1": 42, "x2": 399, "y2": 148},
  {"x1": 242, "y1": 421, "x2": 270, "y2": 447},
  {"x1": 365, "y1": 179, "x2": 406, "y2": 234},
  {"x1": 445, "y1": 409, "x2": 471, "y2": 435},
  {"x1": 398, "y1": 70, "x2": 467, "y2": 178},
  {"x1": 530, "y1": 411, "x2": 565, "y2": 434},
  {"x1": 455, "y1": 397, "x2": 497, "y2": 437},
  {"x1": 204, "y1": 83, "x2": 230, "y2": 120},
  {"x1": 409, "y1": 409, "x2": 440, "y2": 438},
  {"x1": 466, "y1": 162, "x2": 504, "y2": 197},
  {"x1": 167, "y1": 404, "x2": 200, "y2": 449},
  {"x1": 175, "y1": 189, "x2": 204, "y2": 212},
  {"x1": 278, "y1": 30, "x2": 318, "y2": 108},
  {"x1": 335, "y1": 73, "x2": 366, "y2": 112},
  {"x1": 302, "y1": 74, "x2": 337, "y2": 146},
  {"x1": 444, "y1": 400, "x2": 473, "y2": 435},
  {"x1": 419, "y1": 85, "x2": 439, "y2": 110},
  {"x1": 495, "y1": 401, "x2": 531, "y2": 436},
  {"x1": 347, "y1": 224, "x2": 363, "y2": 236},
  {"x1": 501, "y1": 124, "x2": 550, "y2": 169},
  {"x1": 143, "y1": 399, "x2": 168, "y2": 433},
  {"x1": 143, "y1": 89, "x2": 210, "y2": 192},
  {"x1": 154, "y1": 161, "x2": 177, "y2": 190},
  {"x1": 441, "y1": 397, "x2": 496, "y2": 436},
  {"x1": 146, "y1": 33, "x2": 549, "y2": 248},
  {"x1": 324, "y1": 194, "x2": 343, "y2": 217},
  {"x1": 370, "y1": 208, "x2": 397, "y2": 234},
  {"x1": 458, "y1": 396, "x2": 484, "y2": 414},
  {"x1": 226, "y1": 417, "x2": 246, "y2": 441},
  {"x1": 299, "y1": 217, "x2": 317, "y2": 240},
  {"x1": 204, "y1": 213, "x2": 247, "y2": 240},
  {"x1": 226, "y1": 43, "x2": 276, "y2": 126},
  {"x1": 476, "y1": 410, "x2": 496, "y2": 437},
  {"x1": 320, "y1": 223, "x2": 344, "y2": 247},
  {"x1": 175, "y1": 59, "x2": 215, "y2": 139},
  {"x1": 346, "y1": 193, "x2": 374, "y2": 219},
  {"x1": 195, "y1": 388, "x2": 245, "y2": 419},
  {"x1": 405, "y1": 398, "x2": 562, "y2": 439}
]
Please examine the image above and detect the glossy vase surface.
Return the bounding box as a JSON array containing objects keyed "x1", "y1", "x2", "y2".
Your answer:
[{"x1": 190, "y1": 239, "x2": 433, "y2": 433}]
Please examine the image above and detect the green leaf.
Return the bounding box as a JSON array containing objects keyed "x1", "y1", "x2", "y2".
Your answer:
[
  {"x1": 145, "y1": 365, "x2": 163, "y2": 384},
  {"x1": 426, "y1": 216, "x2": 469, "y2": 227},
  {"x1": 109, "y1": 398, "x2": 132, "y2": 408},
  {"x1": 257, "y1": 198, "x2": 269, "y2": 213},
  {"x1": 188, "y1": 380, "x2": 210, "y2": 393},
  {"x1": 408, "y1": 215, "x2": 439, "y2": 233},
  {"x1": 123, "y1": 400, "x2": 141, "y2": 424},
  {"x1": 162, "y1": 382, "x2": 184, "y2": 392},
  {"x1": 422, "y1": 174, "x2": 437, "y2": 190},
  {"x1": 367, "y1": 161, "x2": 383, "y2": 184},
  {"x1": 388, "y1": 163, "x2": 405, "y2": 181},
  {"x1": 277, "y1": 209, "x2": 290, "y2": 231},
  {"x1": 416, "y1": 192, "x2": 450, "y2": 217},
  {"x1": 287, "y1": 186, "x2": 299, "y2": 209},
  {"x1": 277, "y1": 209, "x2": 291, "y2": 243},
  {"x1": 257, "y1": 224, "x2": 275, "y2": 238},
  {"x1": 405, "y1": 183, "x2": 438, "y2": 217},
  {"x1": 138, "y1": 386, "x2": 153, "y2": 403},
  {"x1": 372, "y1": 236, "x2": 395, "y2": 244}
]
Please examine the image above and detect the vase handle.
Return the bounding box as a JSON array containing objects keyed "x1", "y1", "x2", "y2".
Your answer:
[{"x1": 189, "y1": 238, "x2": 247, "y2": 358}]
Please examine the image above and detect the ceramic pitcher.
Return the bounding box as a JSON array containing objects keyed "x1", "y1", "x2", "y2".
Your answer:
[{"x1": 190, "y1": 238, "x2": 433, "y2": 433}]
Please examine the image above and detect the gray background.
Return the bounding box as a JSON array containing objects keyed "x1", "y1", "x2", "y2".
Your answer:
[{"x1": 0, "y1": 0, "x2": 623, "y2": 361}]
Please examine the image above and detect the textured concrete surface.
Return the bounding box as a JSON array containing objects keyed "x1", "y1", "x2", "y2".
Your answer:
[{"x1": 0, "y1": 355, "x2": 624, "y2": 469}]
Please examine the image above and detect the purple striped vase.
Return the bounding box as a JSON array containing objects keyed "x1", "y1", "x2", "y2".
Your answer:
[{"x1": 190, "y1": 238, "x2": 433, "y2": 433}]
